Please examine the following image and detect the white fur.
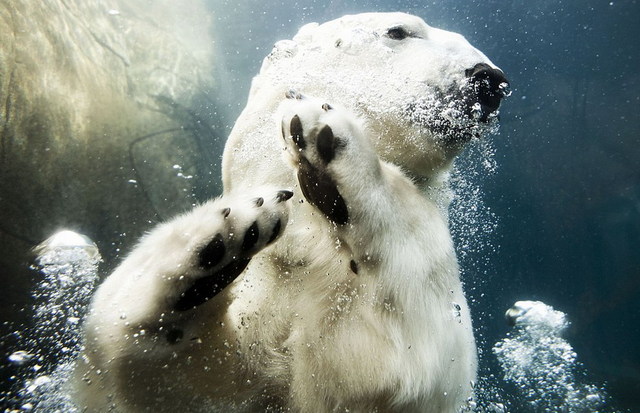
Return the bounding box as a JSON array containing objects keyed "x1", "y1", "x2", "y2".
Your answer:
[{"x1": 75, "y1": 12, "x2": 502, "y2": 412}]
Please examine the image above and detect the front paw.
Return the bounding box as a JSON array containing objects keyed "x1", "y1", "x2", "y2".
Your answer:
[
  {"x1": 279, "y1": 95, "x2": 368, "y2": 225},
  {"x1": 174, "y1": 188, "x2": 293, "y2": 311}
]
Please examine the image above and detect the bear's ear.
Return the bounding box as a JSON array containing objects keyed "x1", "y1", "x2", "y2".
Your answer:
[
  {"x1": 261, "y1": 39, "x2": 298, "y2": 73},
  {"x1": 292, "y1": 22, "x2": 319, "y2": 44},
  {"x1": 269, "y1": 40, "x2": 298, "y2": 61}
]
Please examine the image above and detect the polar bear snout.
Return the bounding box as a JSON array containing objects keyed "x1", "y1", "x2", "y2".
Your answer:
[{"x1": 465, "y1": 63, "x2": 510, "y2": 122}]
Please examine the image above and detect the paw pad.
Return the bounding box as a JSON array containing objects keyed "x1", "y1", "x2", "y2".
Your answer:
[
  {"x1": 281, "y1": 99, "x2": 350, "y2": 225},
  {"x1": 198, "y1": 233, "x2": 225, "y2": 269},
  {"x1": 173, "y1": 190, "x2": 291, "y2": 311},
  {"x1": 241, "y1": 221, "x2": 260, "y2": 252}
]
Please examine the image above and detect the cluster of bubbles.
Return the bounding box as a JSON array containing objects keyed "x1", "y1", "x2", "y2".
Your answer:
[
  {"x1": 450, "y1": 136, "x2": 499, "y2": 261},
  {"x1": 493, "y1": 301, "x2": 611, "y2": 412},
  {"x1": 442, "y1": 98, "x2": 507, "y2": 412},
  {"x1": 5, "y1": 230, "x2": 101, "y2": 412},
  {"x1": 447, "y1": 133, "x2": 614, "y2": 413},
  {"x1": 404, "y1": 84, "x2": 502, "y2": 148},
  {"x1": 172, "y1": 164, "x2": 194, "y2": 180},
  {"x1": 425, "y1": 83, "x2": 615, "y2": 412}
]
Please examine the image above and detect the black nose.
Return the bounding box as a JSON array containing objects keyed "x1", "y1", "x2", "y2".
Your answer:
[{"x1": 465, "y1": 63, "x2": 510, "y2": 121}]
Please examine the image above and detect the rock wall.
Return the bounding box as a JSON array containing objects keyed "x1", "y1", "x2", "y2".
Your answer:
[{"x1": 0, "y1": 0, "x2": 224, "y2": 326}]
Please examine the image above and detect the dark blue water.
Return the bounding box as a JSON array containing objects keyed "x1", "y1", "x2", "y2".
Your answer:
[{"x1": 1, "y1": 0, "x2": 638, "y2": 411}]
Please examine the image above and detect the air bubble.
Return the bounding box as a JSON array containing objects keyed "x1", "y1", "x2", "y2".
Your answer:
[
  {"x1": 470, "y1": 102, "x2": 483, "y2": 119},
  {"x1": 20, "y1": 403, "x2": 34, "y2": 411},
  {"x1": 488, "y1": 402, "x2": 505, "y2": 413},
  {"x1": 26, "y1": 375, "x2": 52, "y2": 393},
  {"x1": 498, "y1": 82, "x2": 512, "y2": 97},
  {"x1": 451, "y1": 302, "x2": 462, "y2": 323},
  {"x1": 8, "y1": 351, "x2": 34, "y2": 366}
]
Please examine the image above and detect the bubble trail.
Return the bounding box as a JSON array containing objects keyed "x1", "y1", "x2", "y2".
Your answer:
[
  {"x1": 493, "y1": 300, "x2": 613, "y2": 413},
  {"x1": 6, "y1": 230, "x2": 101, "y2": 412}
]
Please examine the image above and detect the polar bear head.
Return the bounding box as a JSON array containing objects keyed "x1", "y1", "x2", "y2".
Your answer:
[{"x1": 248, "y1": 12, "x2": 509, "y2": 178}]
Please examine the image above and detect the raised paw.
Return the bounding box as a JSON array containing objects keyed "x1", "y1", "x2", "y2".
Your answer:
[
  {"x1": 279, "y1": 94, "x2": 377, "y2": 225},
  {"x1": 173, "y1": 188, "x2": 293, "y2": 311}
]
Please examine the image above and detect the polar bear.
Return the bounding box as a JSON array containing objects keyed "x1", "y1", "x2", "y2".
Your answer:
[{"x1": 73, "y1": 12, "x2": 509, "y2": 413}]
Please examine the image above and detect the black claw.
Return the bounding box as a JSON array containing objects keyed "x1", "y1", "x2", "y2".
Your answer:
[
  {"x1": 350, "y1": 260, "x2": 359, "y2": 274},
  {"x1": 199, "y1": 233, "x2": 225, "y2": 269},
  {"x1": 267, "y1": 219, "x2": 282, "y2": 244},
  {"x1": 290, "y1": 115, "x2": 306, "y2": 149},
  {"x1": 316, "y1": 125, "x2": 338, "y2": 164},
  {"x1": 174, "y1": 258, "x2": 251, "y2": 311},
  {"x1": 221, "y1": 207, "x2": 231, "y2": 218},
  {"x1": 254, "y1": 197, "x2": 264, "y2": 207},
  {"x1": 276, "y1": 190, "x2": 294, "y2": 202},
  {"x1": 285, "y1": 90, "x2": 304, "y2": 100},
  {"x1": 241, "y1": 221, "x2": 260, "y2": 252}
]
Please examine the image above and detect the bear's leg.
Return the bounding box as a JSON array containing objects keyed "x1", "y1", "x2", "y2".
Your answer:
[
  {"x1": 279, "y1": 98, "x2": 474, "y2": 412},
  {"x1": 77, "y1": 188, "x2": 294, "y2": 410},
  {"x1": 89, "y1": 187, "x2": 293, "y2": 323}
]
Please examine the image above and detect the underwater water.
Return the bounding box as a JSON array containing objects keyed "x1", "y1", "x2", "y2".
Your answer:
[{"x1": 1, "y1": 0, "x2": 638, "y2": 411}]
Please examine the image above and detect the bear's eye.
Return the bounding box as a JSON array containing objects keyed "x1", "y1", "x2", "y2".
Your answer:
[{"x1": 386, "y1": 26, "x2": 411, "y2": 40}]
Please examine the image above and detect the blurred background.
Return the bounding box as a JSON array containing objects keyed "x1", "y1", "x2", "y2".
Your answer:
[{"x1": 1, "y1": 0, "x2": 638, "y2": 411}]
